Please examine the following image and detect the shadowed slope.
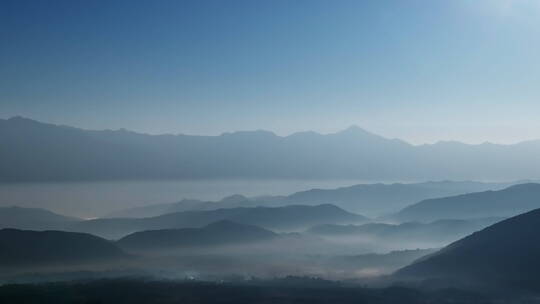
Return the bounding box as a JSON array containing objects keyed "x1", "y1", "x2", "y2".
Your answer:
[
  {"x1": 0, "y1": 229, "x2": 126, "y2": 266},
  {"x1": 0, "y1": 206, "x2": 80, "y2": 230},
  {"x1": 396, "y1": 207, "x2": 540, "y2": 290}
]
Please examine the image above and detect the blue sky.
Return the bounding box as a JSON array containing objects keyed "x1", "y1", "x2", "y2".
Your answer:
[{"x1": 1, "y1": 0, "x2": 539, "y2": 144}]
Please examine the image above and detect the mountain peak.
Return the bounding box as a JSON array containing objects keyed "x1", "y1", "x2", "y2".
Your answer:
[
  {"x1": 340, "y1": 125, "x2": 371, "y2": 134},
  {"x1": 333, "y1": 125, "x2": 388, "y2": 140}
]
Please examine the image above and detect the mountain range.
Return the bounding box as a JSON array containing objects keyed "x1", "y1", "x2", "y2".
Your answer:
[
  {"x1": 393, "y1": 183, "x2": 540, "y2": 222},
  {"x1": 4, "y1": 183, "x2": 540, "y2": 242},
  {"x1": 70, "y1": 204, "x2": 367, "y2": 239},
  {"x1": 2, "y1": 116, "x2": 540, "y2": 182},
  {"x1": 108, "y1": 181, "x2": 512, "y2": 218}
]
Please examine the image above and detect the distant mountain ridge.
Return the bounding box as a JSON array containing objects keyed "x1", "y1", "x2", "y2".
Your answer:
[
  {"x1": 108, "y1": 181, "x2": 512, "y2": 218},
  {"x1": 307, "y1": 217, "x2": 502, "y2": 245},
  {"x1": 283, "y1": 181, "x2": 512, "y2": 215},
  {"x1": 106, "y1": 195, "x2": 256, "y2": 219},
  {"x1": 2, "y1": 116, "x2": 540, "y2": 182},
  {"x1": 393, "y1": 183, "x2": 540, "y2": 222}
]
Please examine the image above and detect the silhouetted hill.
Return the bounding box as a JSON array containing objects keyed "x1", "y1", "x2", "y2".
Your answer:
[
  {"x1": 308, "y1": 218, "x2": 501, "y2": 245},
  {"x1": 0, "y1": 229, "x2": 126, "y2": 267},
  {"x1": 396, "y1": 207, "x2": 540, "y2": 290},
  {"x1": 117, "y1": 220, "x2": 278, "y2": 252},
  {"x1": 71, "y1": 204, "x2": 367, "y2": 239},
  {"x1": 2, "y1": 117, "x2": 540, "y2": 182},
  {"x1": 0, "y1": 279, "x2": 494, "y2": 304},
  {"x1": 393, "y1": 183, "x2": 540, "y2": 222},
  {"x1": 0, "y1": 206, "x2": 80, "y2": 230},
  {"x1": 108, "y1": 181, "x2": 511, "y2": 218}
]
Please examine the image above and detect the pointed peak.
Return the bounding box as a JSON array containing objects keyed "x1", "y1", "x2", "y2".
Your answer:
[
  {"x1": 339, "y1": 125, "x2": 376, "y2": 135},
  {"x1": 333, "y1": 125, "x2": 383, "y2": 139},
  {"x1": 343, "y1": 125, "x2": 366, "y2": 132}
]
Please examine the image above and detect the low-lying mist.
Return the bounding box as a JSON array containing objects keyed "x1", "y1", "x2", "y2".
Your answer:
[{"x1": 0, "y1": 243, "x2": 435, "y2": 284}]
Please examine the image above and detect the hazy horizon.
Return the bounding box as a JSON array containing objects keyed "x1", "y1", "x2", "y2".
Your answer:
[
  {"x1": 2, "y1": 2, "x2": 540, "y2": 301},
  {"x1": 3, "y1": 115, "x2": 540, "y2": 146},
  {"x1": 2, "y1": 0, "x2": 540, "y2": 145}
]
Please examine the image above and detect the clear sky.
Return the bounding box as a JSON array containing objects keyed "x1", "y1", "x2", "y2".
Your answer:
[{"x1": 1, "y1": 0, "x2": 539, "y2": 144}]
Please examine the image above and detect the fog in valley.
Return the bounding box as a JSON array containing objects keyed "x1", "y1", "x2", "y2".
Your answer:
[
  {"x1": 3, "y1": 122, "x2": 540, "y2": 303},
  {"x1": 3, "y1": 0, "x2": 540, "y2": 302},
  {"x1": 1, "y1": 179, "x2": 535, "y2": 284}
]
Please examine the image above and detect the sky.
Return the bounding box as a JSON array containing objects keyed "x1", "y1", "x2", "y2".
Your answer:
[{"x1": 1, "y1": 0, "x2": 539, "y2": 144}]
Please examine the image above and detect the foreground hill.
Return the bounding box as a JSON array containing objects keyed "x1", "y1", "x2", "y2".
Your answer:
[
  {"x1": 393, "y1": 183, "x2": 540, "y2": 222},
  {"x1": 2, "y1": 116, "x2": 540, "y2": 182},
  {"x1": 117, "y1": 220, "x2": 278, "y2": 252},
  {"x1": 71, "y1": 204, "x2": 367, "y2": 239},
  {"x1": 0, "y1": 206, "x2": 80, "y2": 230},
  {"x1": 0, "y1": 279, "x2": 494, "y2": 304},
  {"x1": 0, "y1": 229, "x2": 126, "y2": 267},
  {"x1": 396, "y1": 207, "x2": 540, "y2": 290}
]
